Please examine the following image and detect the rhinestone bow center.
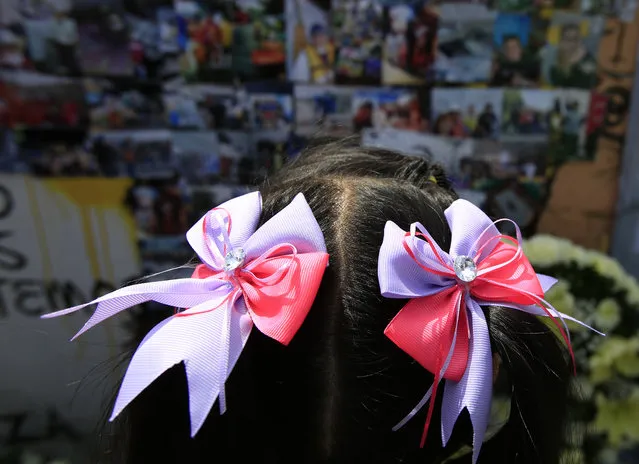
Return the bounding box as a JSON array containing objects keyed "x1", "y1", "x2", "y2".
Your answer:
[
  {"x1": 453, "y1": 255, "x2": 477, "y2": 283},
  {"x1": 224, "y1": 248, "x2": 246, "y2": 272}
]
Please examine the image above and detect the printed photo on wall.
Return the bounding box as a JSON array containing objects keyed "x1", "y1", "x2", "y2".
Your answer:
[
  {"x1": 189, "y1": 184, "x2": 254, "y2": 224},
  {"x1": 547, "y1": 88, "x2": 591, "y2": 162},
  {"x1": 84, "y1": 78, "x2": 165, "y2": 131},
  {"x1": 125, "y1": 175, "x2": 193, "y2": 268},
  {"x1": 14, "y1": 129, "x2": 98, "y2": 176},
  {"x1": 541, "y1": 12, "x2": 603, "y2": 89},
  {"x1": 73, "y1": 3, "x2": 134, "y2": 76},
  {"x1": 163, "y1": 82, "x2": 251, "y2": 130},
  {"x1": 13, "y1": 1, "x2": 83, "y2": 76},
  {"x1": 501, "y1": 89, "x2": 558, "y2": 141},
  {"x1": 171, "y1": 130, "x2": 224, "y2": 184},
  {"x1": 126, "y1": 13, "x2": 173, "y2": 81},
  {"x1": 433, "y1": 4, "x2": 496, "y2": 84},
  {"x1": 249, "y1": 92, "x2": 293, "y2": 132},
  {"x1": 469, "y1": 139, "x2": 551, "y2": 189},
  {"x1": 174, "y1": 0, "x2": 235, "y2": 83},
  {"x1": 294, "y1": 84, "x2": 358, "y2": 137},
  {"x1": 581, "y1": 0, "x2": 633, "y2": 15},
  {"x1": 431, "y1": 88, "x2": 504, "y2": 140},
  {"x1": 232, "y1": 0, "x2": 286, "y2": 80},
  {"x1": 253, "y1": 129, "x2": 291, "y2": 180},
  {"x1": 0, "y1": 70, "x2": 88, "y2": 129},
  {"x1": 361, "y1": 128, "x2": 475, "y2": 178},
  {"x1": 0, "y1": 130, "x2": 24, "y2": 173},
  {"x1": 157, "y1": 6, "x2": 181, "y2": 56},
  {"x1": 332, "y1": 0, "x2": 383, "y2": 85},
  {"x1": 88, "y1": 129, "x2": 174, "y2": 178},
  {"x1": 286, "y1": 0, "x2": 334, "y2": 84},
  {"x1": 472, "y1": 139, "x2": 551, "y2": 236},
  {"x1": 352, "y1": 88, "x2": 427, "y2": 132},
  {"x1": 382, "y1": 1, "x2": 437, "y2": 85},
  {"x1": 491, "y1": 12, "x2": 541, "y2": 87},
  {"x1": 218, "y1": 130, "x2": 255, "y2": 184},
  {"x1": 495, "y1": 0, "x2": 578, "y2": 10}
]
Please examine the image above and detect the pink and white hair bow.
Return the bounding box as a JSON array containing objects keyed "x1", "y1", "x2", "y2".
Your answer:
[
  {"x1": 42, "y1": 192, "x2": 329, "y2": 436},
  {"x1": 378, "y1": 199, "x2": 598, "y2": 463}
]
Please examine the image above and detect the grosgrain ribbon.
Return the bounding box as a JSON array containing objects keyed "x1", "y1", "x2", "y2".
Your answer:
[
  {"x1": 42, "y1": 191, "x2": 330, "y2": 436},
  {"x1": 378, "y1": 199, "x2": 599, "y2": 463}
]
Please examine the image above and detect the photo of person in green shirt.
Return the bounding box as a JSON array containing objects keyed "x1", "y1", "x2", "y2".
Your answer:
[{"x1": 541, "y1": 13, "x2": 603, "y2": 89}]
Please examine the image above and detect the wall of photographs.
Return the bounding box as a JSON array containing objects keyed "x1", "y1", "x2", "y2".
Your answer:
[{"x1": 1, "y1": 0, "x2": 638, "y2": 272}]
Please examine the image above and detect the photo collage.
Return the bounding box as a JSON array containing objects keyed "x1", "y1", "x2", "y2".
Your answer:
[{"x1": 0, "y1": 0, "x2": 620, "y2": 267}]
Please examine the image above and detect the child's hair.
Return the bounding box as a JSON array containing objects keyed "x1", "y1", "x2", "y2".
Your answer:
[{"x1": 103, "y1": 141, "x2": 571, "y2": 464}]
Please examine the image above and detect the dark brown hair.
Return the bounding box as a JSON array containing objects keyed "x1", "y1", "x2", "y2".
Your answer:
[{"x1": 101, "y1": 141, "x2": 571, "y2": 464}]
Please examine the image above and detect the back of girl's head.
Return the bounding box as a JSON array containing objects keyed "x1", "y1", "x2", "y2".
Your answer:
[{"x1": 106, "y1": 141, "x2": 571, "y2": 464}]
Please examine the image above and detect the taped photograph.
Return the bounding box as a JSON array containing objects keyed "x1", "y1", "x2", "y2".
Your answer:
[
  {"x1": 250, "y1": 92, "x2": 293, "y2": 132},
  {"x1": 352, "y1": 88, "x2": 427, "y2": 132},
  {"x1": 294, "y1": 84, "x2": 358, "y2": 137},
  {"x1": 433, "y1": 4, "x2": 496, "y2": 83},
  {"x1": 491, "y1": 12, "x2": 541, "y2": 87},
  {"x1": 85, "y1": 78, "x2": 165, "y2": 130},
  {"x1": 333, "y1": 0, "x2": 383, "y2": 85},
  {"x1": 232, "y1": 0, "x2": 286, "y2": 80},
  {"x1": 361, "y1": 128, "x2": 474, "y2": 176},
  {"x1": 541, "y1": 12, "x2": 603, "y2": 89},
  {"x1": 382, "y1": 1, "x2": 437, "y2": 85},
  {"x1": 431, "y1": 88, "x2": 503, "y2": 139},
  {"x1": 0, "y1": 70, "x2": 88, "y2": 129},
  {"x1": 163, "y1": 82, "x2": 250, "y2": 130},
  {"x1": 548, "y1": 88, "x2": 591, "y2": 162},
  {"x1": 287, "y1": 0, "x2": 334, "y2": 84},
  {"x1": 88, "y1": 129, "x2": 174, "y2": 178},
  {"x1": 501, "y1": 89, "x2": 558, "y2": 141},
  {"x1": 175, "y1": 0, "x2": 235, "y2": 82},
  {"x1": 74, "y1": 2, "x2": 134, "y2": 76}
]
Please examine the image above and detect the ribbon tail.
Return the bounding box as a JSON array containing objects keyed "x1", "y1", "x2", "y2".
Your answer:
[
  {"x1": 110, "y1": 298, "x2": 253, "y2": 437},
  {"x1": 217, "y1": 292, "x2": 243, "y2": 415},
  {"x1": 392, "y1": 384, "x2": 434, "y2": 432},
  {"x1": 537, "y1": 274, "x2": 557, "y2": 293},
  {"x1": 41, "y1": 277, "x2": 228, "y2": 340},
  {"x1": 475, "y1": 299, "x2": 603, "y2": 336},
  {"x1": 441, "y1": 298, "x2": 492, "y2": 464},
  {"x1": 391, "y1": 291, "x2": 466, "y2": 444}
]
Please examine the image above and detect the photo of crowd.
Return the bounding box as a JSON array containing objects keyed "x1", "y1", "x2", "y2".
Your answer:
[
  {"x1": 352, "y1": 88, "x2": 427, "y2": 132},
  {"x1": 431, "y1": 88, "x2": 503, "y2": 139}
]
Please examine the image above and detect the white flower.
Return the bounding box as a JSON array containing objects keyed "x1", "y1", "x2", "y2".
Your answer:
[
  {"x1": 597, "y1": 448, "x2": 619, "y2": 464},
  {"x1": 593, "y1": 298, "x2": 621, "y2": 331}
]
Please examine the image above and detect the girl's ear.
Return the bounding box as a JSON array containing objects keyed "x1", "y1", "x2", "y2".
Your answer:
[{"x1": 492, "y1": 353, "x2": 501, "y2": 385}]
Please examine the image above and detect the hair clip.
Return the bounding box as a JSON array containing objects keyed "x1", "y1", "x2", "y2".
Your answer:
[
  {"x1": 42, "y1": 191, "x2": 329, "y2": 436},
  {"x1": 378, "y1": 199, "x2": 598, "y2": 463}
]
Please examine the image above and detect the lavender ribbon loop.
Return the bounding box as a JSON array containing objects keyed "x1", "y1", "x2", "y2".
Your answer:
[{"x1": 42, "y1": 191, "x2": 328, "y2": 437}]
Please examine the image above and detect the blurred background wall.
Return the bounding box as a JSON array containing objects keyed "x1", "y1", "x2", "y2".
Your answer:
[{"x1": 1, "y1": 0, "x2": 638, "y2": 462}]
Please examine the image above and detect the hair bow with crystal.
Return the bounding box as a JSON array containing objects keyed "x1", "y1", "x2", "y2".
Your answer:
[
  {"x1": 42, "y1": 191, "x2": 329, "y2": 435},
  {"x1": 378, "y1": 199, "x2": 597, "y2": 463}
]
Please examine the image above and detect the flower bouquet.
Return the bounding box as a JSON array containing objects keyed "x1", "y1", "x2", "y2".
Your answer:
[{"x1": 523, "y1": 235, "x2": 639, "y2": 464}]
